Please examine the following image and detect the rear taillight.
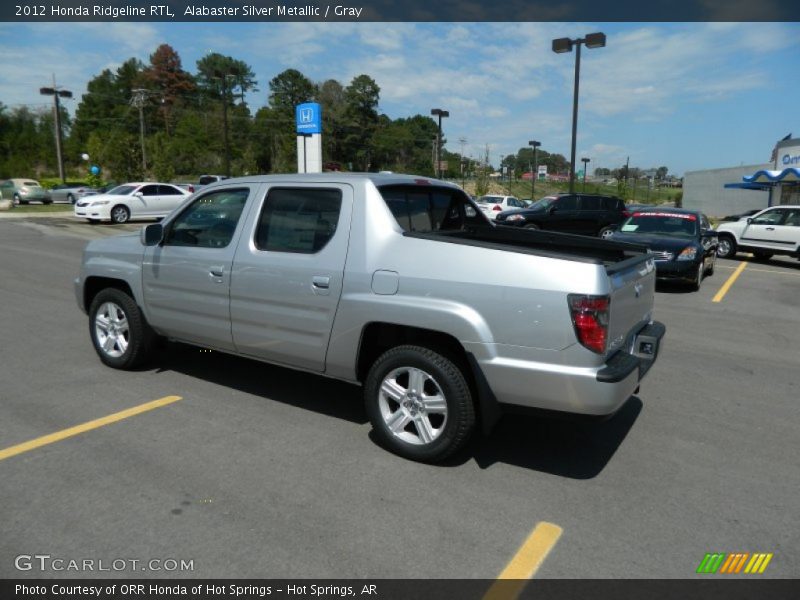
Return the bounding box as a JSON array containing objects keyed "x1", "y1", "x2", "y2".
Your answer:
[
  {"x1": 568, "y1": 294, "x2": 610, "y2": 354},
  {"x1": 622, "y1": 210, "x2": 631, "y2": 218},
  {"x1": 493, "y1": 204, "x2": 502, "y2": 211},
  {"x1": 188, "y1": 185, "x2": 195, "y2": 193}
]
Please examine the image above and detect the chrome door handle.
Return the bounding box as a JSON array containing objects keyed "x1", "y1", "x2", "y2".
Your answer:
[
  {"x1": 312, "y1": 276, "x2": 330, "y2": 289},
  {"x1": 209, "y1": 265, "x2": 225, "y2": 280},
  {"x1": 765, "y1": 227, "x2": 775, "y2": 231}
]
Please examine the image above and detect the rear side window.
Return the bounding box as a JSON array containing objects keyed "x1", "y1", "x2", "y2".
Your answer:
[
  {"x1": 255, "y1": 188, "x2": 342, "y2": 253},
  {"x1": 581, "y1": 196, "x2": 602, "y2": 210},
  {"x1": 158, "y1": 185, "x2": 183, "y2": 196},
  {"x1": 600, "y1": 197, "x2": 620, "y2": 210},
  {"x1": 380, "y1": 185, "x2": 485, "y2": 232}
]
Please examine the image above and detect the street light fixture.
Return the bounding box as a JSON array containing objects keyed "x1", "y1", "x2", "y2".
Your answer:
[
  {"x1": 528, "y1": 140, "x2": 541, "y2": 198},
  {"x1": 552, "y1": 32, "x2": 606, "y2": 194},
  {"x1": 430, "y1": 108, "x2": 449, "y2": 179},
  {"x1": 581, "y1": 157, "x2": 591, "y2": 191},
  {"x1": 40, "y1": 84, "x2": 72, "y2": 183}
]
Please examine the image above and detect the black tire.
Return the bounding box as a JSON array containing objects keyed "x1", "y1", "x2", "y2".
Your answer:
[
  {"x1": 43, "y1": 199, "x2": 52, "y2": 205},
  {"x1": 524, "y1": 223, "x2": 540, "y2": 230},
  {"x1": 110, "y1": 204, "x2": 130, "y2": 224},
  {"x1": 598, "y1": 226, "x2": 615, "y2": 239},
  {"x1": 716, "y1": 235, "x2": 737, "y2": 259},
  {"x1": 364, "y1": 345, "x2": 476, "y2": 463},
  {"x1": 691, "y1": 262, "x2": 704, "y2": 291},
  {"x1": 68, "y1": 193, "x2": 76, "y2": 204},
  {"x1": 752, "y1": 251, "x2": 773, "y2": 261},
  {"x1": 12, "y1": 193, "x2": 20, "y2": 206},
  {"x1": 88, "y1": 288, "x2": 157, "y2": 370}
]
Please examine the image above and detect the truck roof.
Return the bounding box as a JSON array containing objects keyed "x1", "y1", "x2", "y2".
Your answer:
[{"x1": 201, "y1": 172, "x2": 462, "y2": 190}]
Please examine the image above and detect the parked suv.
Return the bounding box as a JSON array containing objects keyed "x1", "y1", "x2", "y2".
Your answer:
[
  {"x1": 496, "y1": 193, "x2": 628, "y2": 238},
  {"x1": 716, "y1": 205, "x2": 800, "y2": 260}
]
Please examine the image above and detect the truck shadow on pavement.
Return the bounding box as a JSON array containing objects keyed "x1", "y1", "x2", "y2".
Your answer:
[
  {"x1": 155, "y1": 342, "x2": 368, "y2": 425},
  {"x1": 465, "y1": 397, "x2": 643, "y2": 478},
  {"x1": 156, "y1": 342, "x2": 641, "y2": 477}
]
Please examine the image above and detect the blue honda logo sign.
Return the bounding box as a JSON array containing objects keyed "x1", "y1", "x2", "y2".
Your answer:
[{"x1": 296, "y1": 102, "x2": 322, "y2": 134}]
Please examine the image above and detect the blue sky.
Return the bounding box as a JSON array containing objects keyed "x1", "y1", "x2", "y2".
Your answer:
[{"x1": 0, "y1": 21, "x2": 797, "y2": 175}]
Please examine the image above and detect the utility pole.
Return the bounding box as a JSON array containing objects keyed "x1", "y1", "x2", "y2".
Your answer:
[
  {"x1": 131, "y1": 89, "x2": 150, "y2": 176},
  {"x1": 39, "y1": 75, "x2": 72, "y2": 183},
  {"x1": 459, "y1": 137, "x2": 467, "y2": 189},
  {"x1": 624, "y1": 155, "x2": 630, "y2": 196}
]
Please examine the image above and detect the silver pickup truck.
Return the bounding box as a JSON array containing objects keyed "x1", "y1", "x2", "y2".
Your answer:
[{"x1": 75, "y1": 173, "x2": 665, "y2": 462}]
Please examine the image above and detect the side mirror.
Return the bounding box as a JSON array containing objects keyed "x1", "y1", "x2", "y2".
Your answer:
[
  {"x1": 746, "y1": 217, "x2": 753, "y2": 224},
  {"x1": 133, "y1": 191, "x2": 143, "y2": 197},
  {"x1": 141, "y1": 223, "x2": 163, "y2": 246},
  {"x1": 548, "y1": 206, "x2": 557, "y2": 214}
]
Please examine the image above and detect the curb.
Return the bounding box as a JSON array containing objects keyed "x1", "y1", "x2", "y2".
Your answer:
[{"x1": 0, "y1": 211, "x2": 75, "y2": 219}]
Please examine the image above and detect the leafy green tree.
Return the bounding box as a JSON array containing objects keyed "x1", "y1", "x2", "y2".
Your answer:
[
  {"x1": 268, "y1": 69, "x2": 316, "y2": 113},
  {"x1": 342, "y1": 74, "x2": 380, "y2": 170}
]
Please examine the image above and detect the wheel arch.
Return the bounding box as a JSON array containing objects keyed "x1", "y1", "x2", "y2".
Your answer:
[
  {"x1": 83, "y1": 277, "x2": 136, "y2": 314},
  {"x1": 356, "y1": 322, "x2": 502, "y2": 434}
]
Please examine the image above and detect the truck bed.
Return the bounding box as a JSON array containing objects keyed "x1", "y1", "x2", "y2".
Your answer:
[{"x1": 406, "y1": 224, "x2": 651, "y2": 272}]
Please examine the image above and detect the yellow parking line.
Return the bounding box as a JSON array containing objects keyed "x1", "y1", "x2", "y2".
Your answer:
[
  {"x1": 712, "y1": 262, "x2": 747, "y2": 303},
  {"x1": 0, "y1": 395, "x2": 183, "y2": 462},
  {"x1": 483, "y1": 522, "x2": 563, "y2": 600},
  {"x1": 717, "y1": 264, "x2": 800, "y2": 276}
]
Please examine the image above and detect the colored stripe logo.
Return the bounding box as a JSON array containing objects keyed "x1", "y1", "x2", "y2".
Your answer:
[{"x1": 697, "y1": 553, "x2": 773, "y2": 574}]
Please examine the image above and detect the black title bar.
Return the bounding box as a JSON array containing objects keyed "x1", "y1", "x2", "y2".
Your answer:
[{"x1": 3, "y1": 0, "x2": 797, "y2": 22}]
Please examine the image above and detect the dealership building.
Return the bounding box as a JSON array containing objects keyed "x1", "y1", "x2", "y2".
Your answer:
[{"x1": 683, "y1": 136, "x2": 800, "y2": 217}]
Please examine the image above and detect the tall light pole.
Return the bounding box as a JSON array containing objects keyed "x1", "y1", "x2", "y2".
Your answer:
[
  {"x1": 528, "y1": 140, "x2": 541, "y2": 198},
  {"x1": 581, "y1": 157, "x2": 591, "y2": 191},
  {"x1": 430, "y1": 108, "x2": 449, "y2": 179},
  {"x1": 552, "y1": 32, "x2": 606, "y2": 194},
  {"x1": 40, "y1": 78, "x2": 72, "y2": 184}
]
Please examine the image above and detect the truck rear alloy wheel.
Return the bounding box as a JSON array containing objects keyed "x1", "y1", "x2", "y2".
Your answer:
[{"x1": 365, "y1": 345, "x2": 475, "y2": 462}]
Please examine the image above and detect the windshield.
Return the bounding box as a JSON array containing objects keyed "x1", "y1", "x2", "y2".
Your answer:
[
  {"x1": 106, "y1": 185, "x2": 137, "y2": 196},
  {"x1": 620, "y1": 212, "x2": 698, "y2": 237}
]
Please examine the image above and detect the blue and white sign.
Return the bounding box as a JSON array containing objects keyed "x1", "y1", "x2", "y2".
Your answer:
[{"x1": 296, "y1": 102, "x2": 322, "y2": 134}]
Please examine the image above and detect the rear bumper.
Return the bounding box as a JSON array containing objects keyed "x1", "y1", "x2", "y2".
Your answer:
[{"x1": 468, "y1": 320, "x2": 666, "y2": 417}]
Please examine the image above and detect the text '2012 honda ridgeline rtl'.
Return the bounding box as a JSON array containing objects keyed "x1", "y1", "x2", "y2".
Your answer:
[{"x1": 75, "y1": 173, "x2": 665, "y2": 462}]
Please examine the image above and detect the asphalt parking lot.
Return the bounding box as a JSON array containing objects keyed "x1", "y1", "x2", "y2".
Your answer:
[{"x1": 0, "y1": 215, "x2": 797, "y2": 581}]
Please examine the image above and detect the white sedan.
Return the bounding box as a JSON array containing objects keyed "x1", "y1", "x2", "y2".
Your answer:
[
  {"x1": 74, "y1": 182, "x2": 191, "y2": 224},
  {"x1": 475, "y1": 195, "x2": 526, "y2": 219}
]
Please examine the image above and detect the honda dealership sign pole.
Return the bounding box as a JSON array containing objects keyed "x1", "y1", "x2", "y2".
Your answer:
[{"x1": 296, "y1": 102, "x2": 322, "y2": 173}]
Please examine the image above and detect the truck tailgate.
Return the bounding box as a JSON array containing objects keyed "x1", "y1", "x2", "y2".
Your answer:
[{"x1": 606, "y1": 254, "x2": 657, "y2": 355}]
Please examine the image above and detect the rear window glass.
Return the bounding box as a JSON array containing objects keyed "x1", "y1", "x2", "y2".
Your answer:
[
  {"x1": 380, "y1": 185, "x2": 486, "y2": 232},
  {"x1": 255, "y1": 187, "x2": 342, "y2": 254},
  {"x1": 24, "y1": 181, "x2": 39, "y2": 187}
]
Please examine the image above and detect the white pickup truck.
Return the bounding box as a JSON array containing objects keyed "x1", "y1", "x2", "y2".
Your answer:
[{"x1": 75, "y1": 173, "x2": 665, "y2": 462}]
